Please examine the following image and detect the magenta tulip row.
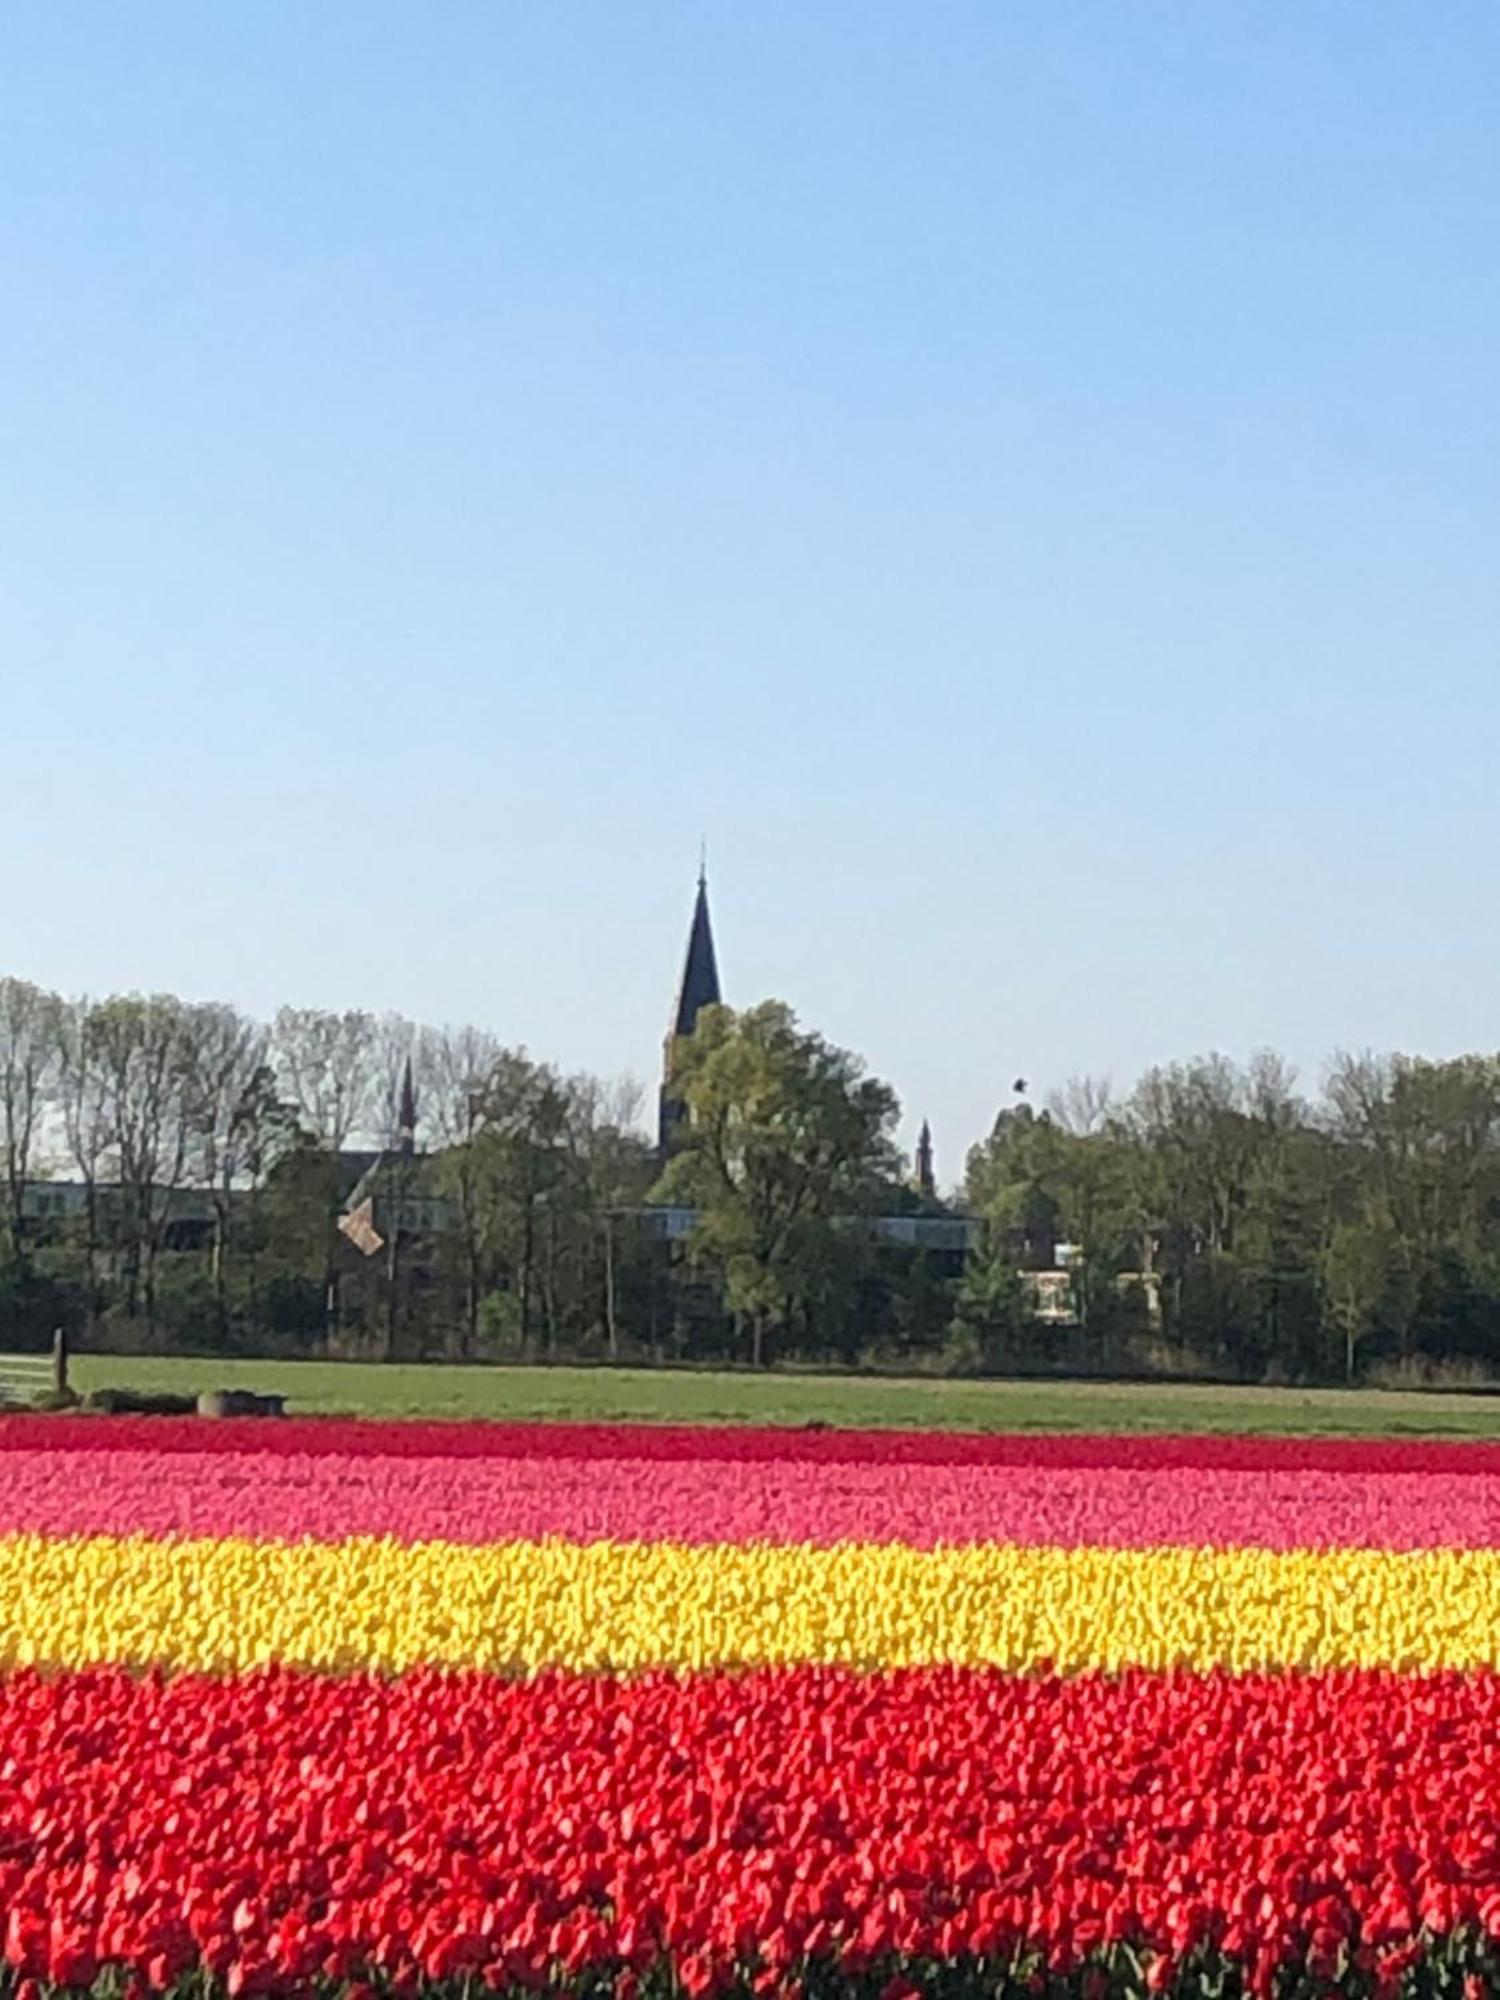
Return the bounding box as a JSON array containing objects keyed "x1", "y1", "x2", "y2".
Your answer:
[{"x1": 6, "y1": 1441, "x2": 1500, "y2": 1547}]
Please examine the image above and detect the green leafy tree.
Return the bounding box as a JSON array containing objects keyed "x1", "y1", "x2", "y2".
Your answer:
[
  {"x1": 1321, "y1": 1216, "x2": 1400, "y2": 1383},
  {"x1": 420, "y1": 1048, "x2": 575, "y2": 1358},
  {"x1": 656, "y1": 1001, "x2": 901, "y2": 1367},
  {"x1": 963, "y1": 1100, "x2": 1146, "y2": 1351},
  {"x1": 182, "y1": 1004, "x2": 296, "y2": 1342}
]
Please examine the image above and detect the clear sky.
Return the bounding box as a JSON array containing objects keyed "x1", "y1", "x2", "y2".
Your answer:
[{"x1": 4, "y1": 5, "x2": 1499, "y2": 1182}]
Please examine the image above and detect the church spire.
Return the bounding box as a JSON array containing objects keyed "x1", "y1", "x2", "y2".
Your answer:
[
  {"x1": 915, "y1": 1119, "x2": 935, "y2": 1200},
  {"x1": 659, "y1": 865, "x2": 723, "y2": 1154},
  {"x1": 670, "y1": 864, "x2": 721, "y2": 1041},
  {"x1": 397, "y1": 1055, "x2": 417, "y2": 1158}
]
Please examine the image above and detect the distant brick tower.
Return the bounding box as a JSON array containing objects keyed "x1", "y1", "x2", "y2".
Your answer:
[
  {"x1": 915, "y1": 1119, "x2": 936, "y2": 1200},
  {"x1": 658, "y1": 865, "x2": 723, "y2": 1156}
]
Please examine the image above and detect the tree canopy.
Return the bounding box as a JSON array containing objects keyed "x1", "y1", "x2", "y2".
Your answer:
[
  {"x1": 655, "y1": 1000, "x2": 901, "y2": 1364},
  {"x1": 2, "y1": 966, "x2": 1500, "y2": 1385}
]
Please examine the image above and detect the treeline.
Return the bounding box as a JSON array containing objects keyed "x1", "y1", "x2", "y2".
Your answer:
[
  {"x1": 961, "y1": 1050, "x2": 1500, "y2": 1385},
  {"x1": 3, "y1": 971, "x2": 1500, "y2": 1383},
  {"x1": 0, "y1": 977, "x2": 665, "y2": 1360},
  {"x1": 0, "y1": 978, "x2": 945, "y2": 1367}
]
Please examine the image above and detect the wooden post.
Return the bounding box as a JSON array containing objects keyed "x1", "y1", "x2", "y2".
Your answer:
[{"x1": 51, "y1": 1326, "x2": 68, "y2": 1398}]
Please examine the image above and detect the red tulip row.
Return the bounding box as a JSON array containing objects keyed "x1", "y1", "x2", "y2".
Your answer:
[
  {"x1": 9, "y1": 1412, "x2": 1500, "y2": 1475},
  {"x1": 5, "y1": 1663, "x2": 1500, "y2": 1997}
]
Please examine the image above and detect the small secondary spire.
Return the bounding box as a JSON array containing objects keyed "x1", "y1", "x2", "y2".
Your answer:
[
  {"x1": 915, "y1": 1119, "x2": 936, "y2": 1200},
  {"x1": 397, "y1": 1055, "x2": 417, "y2": 1158}
]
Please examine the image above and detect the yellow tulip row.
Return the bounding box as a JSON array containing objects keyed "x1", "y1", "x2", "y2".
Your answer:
[{"x1": 4, "y1": 1532, "x2": 1500, "y2": 1676}]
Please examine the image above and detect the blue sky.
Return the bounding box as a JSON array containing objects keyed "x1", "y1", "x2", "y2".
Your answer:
[{"x1": 4, "y1": 5, "x2": 1499, "y2": 1179}]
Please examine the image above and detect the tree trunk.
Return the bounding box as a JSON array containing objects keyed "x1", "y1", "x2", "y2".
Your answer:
[
  {"x1": 123, "y1": 1212, "x2": 141, "y2": 1322},
  {"x1": 211, "y1": 1192, "x2": 230, "y2": 1344},
  {"x1": 5, "y1": 1180, "x2": 28, "y2": 1274},
  {"x1": 519, "y1": 1208, "x2": 534, "y2": 1356},
  {"x1": 245, "y1": 1184, "x2": 261, "y2": 1338},
  {"x1": 321, "y1": 1159, "x2": 340, "y2": 1353},
  {"x1": 142, "y1": 1231, "x2": 157, "y2": 1341},
  {"x1": 82, "y1": 1185, "x2": 99, "y2": 1337},
  {"x1": 385, "y1": 1225, "x2": 400, "y2": 1362},
  {"x1": 542, "y1": 1206, "x2": 557, "y2": 1356},
  {"x1": 464, "y1": 1235, "x2": 480, "y2": 1361},
  {"x1": 603, "y1": 1215, "x2": 618, "y2": 1360}
]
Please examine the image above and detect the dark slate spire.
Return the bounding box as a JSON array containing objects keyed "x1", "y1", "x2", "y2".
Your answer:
[
  {"x1": 659, "y1": 865, "x2": 723, "y2": 1154},
  {"x1": 915, "y1": 1119, "x2": 936, "y2": 1200},
  {"x1": 671, "y1": 864, "x2": 722, "y2": 1040},
  {"x1": 397, "y1": 1055, "x2": 417, "y2": 1158}
]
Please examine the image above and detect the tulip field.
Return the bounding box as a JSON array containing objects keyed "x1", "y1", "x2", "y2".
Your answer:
[{"x1": 10, "y1": 1419, "x2": 1500, "y2": 1998}]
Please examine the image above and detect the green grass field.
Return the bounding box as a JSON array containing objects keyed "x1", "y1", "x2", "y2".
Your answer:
[{"x1": 62, "y1": 1352, "x2": 1500, "y2": 1436}]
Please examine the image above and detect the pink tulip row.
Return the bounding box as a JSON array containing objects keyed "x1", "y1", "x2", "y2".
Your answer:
[{"x1": 7, "y1": 1443, "x2": 1500, "y2": 1548}]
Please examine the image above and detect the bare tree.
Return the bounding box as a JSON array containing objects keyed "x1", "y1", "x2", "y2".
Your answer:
[
  {"x1": 489, "y1": 1053, "x2": 573, "y2": 1356},
  {"x1": 271, "y1": 1007, "x2": 377, "y2": 1343},
  {"x1": 1128, "y1": 1054, "x2": 1259, "y2": 1258},
  {"x1": 88, "y1": 995, "x2": 197, "y2": 1331},
  {"x1": 419, "y1": 1024, "x2": 501, "y2": 1148},
  {"x1": 1246, "y1": 1048, "x2": 1302, "y2": 1131},
  {"x1": 371, "y1": 1013, "x2": 422, "y2": 1152},
  {"x1": 424, "y1": 1043, "x2": 573, "y2": 1356},
  {"x1": 271, "y1": 1007, "x2": 376, "y2": 1148},
  {"x1": 1047, "y1": 1073, "x2": 1115, "y2": 1137},
  {"x1": 0, "y1": 978, "x2": 62, "y2": 1260},
  {"x1": 57, "y1": 998, "x2": 111, "y2": 1319},
  {"x1": 183, "y1": 1003, "x2": 276, "y2": 1337},
  {"x1": 421, "y1": 1024, "x2": 502, "y2": 1358},
  {"x1": 566, "y1": 1072, "x2": 654, "y2": 1357}
]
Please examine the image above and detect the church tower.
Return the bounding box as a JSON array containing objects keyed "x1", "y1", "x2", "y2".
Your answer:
[
  {"x1": 915, "y1": 1119, "x2": 936, "y2": 1200},
  {"x1": 658, "y1": 865, "x2": 722, "y2": 1155},
  {"x1": 396, "y1": 1055, "x2": 417, "y2": 1159}
]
